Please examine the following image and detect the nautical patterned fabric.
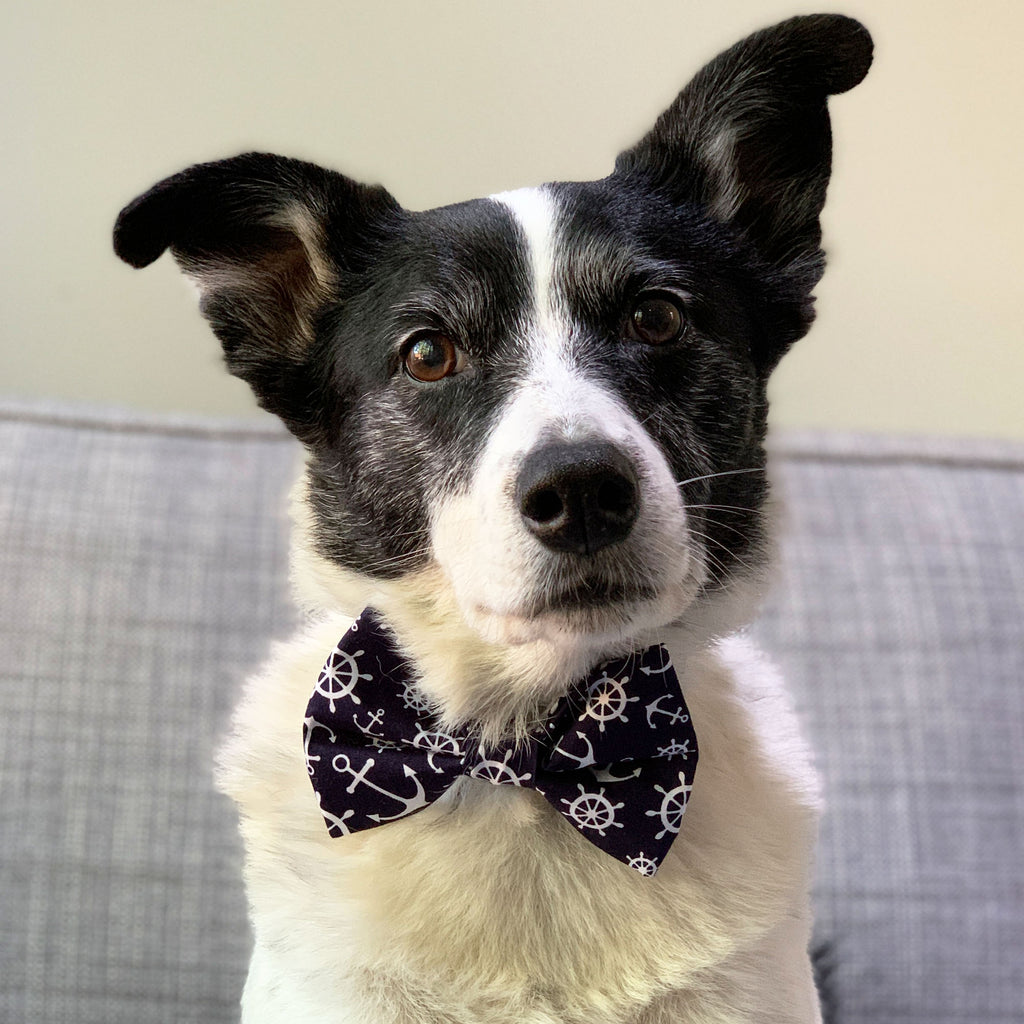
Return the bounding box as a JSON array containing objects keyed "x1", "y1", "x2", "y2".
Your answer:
[{"x1": 305, "y1": 609, "x2": 697, "y2": 875}]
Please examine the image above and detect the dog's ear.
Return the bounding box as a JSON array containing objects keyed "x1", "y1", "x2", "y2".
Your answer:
[
  {"x1": 114, "y1": 153, "x2": 400, "y2": 442},
  {"x1": 615, "y1": 14, "x2": 872, "y2": 282}
]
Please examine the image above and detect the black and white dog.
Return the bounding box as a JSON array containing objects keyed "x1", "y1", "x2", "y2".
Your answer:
[{"x1": 115, "y1": 14, "x2": 871, "y2": 1023}]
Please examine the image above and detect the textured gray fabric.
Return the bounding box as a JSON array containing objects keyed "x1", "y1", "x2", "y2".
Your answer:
[
  {"x1": 755, "y1": 436, "x2": 1024, "y2": 1023},
  {"x1": 0, "y1": 404, "x2": 298, "y2": 1024},
  {"x1": 1, "y1": 401, "x2": 1021, "y2": 1024}
]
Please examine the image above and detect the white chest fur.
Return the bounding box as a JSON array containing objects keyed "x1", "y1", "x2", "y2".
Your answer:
[{"x1": 217, "y1": 617, "x2": 822, "y2": 1024}]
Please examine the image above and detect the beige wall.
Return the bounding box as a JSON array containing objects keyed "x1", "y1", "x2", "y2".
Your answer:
[{"x1": 3, "y1": 0, "x2": 1022, "y2": 438}]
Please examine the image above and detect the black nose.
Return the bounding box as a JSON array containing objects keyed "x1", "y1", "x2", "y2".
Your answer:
[{"x1": 515, "y1": 441, "x2": 640, "y2": 555}]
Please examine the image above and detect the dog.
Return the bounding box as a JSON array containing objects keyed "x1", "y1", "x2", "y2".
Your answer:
[{"x1": 113, "y1": 14, "x2": 871, "y2": 1023}]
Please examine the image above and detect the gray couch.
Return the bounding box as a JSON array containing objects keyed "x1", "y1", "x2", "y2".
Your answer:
[{"x1": 2, "y1": 400, "x2": 1022, "y2": 1024}]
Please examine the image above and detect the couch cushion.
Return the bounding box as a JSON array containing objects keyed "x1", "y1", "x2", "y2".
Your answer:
[
  {"x1": 0, "y1": 403, "x2": 298, "y2": 1024},
  {"x1": 754, "y1": 431, "x2": 1024, "y2": 1024},
  {"x1": 1, "y1": 403, "x2": 1021, "y2": 1024}
]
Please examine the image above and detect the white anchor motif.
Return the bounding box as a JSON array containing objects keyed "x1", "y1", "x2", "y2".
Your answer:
[
  {"x1": 645, "y1": 771, "x2": 693, "y2": 839},
  {"x1": 638, "y1": 646, "x2": 673, "y2": 676},
  {"x1": 317, "y1": 648, "x2": 373, "y2": 713},
  {"x1": 331, "y1": 753, "x2": 429, "y2": 822},
  {"x1": 645, "y1": 694, "x2": 690, "y2": 729},
  {"x1": 627, "y1": 851, "x2": 659, "y2": 877},
  {"x1": 560, "y1": 784, "x2": 625, "y2": 836},
  {"x1": 315, "y1": 791, "x2": 355, "y2": 836},
  {"x1": 551, "y1": 730, "x2": 597, "y2": 769},
  {"x1": 353, "y1": 708, "x2": 386, "y2": 741},
  {"x1": 410, "y1": 724, "x2": 464, "y2": 774},
  {"x1": 593, "y1": 763, "x2": 643, "y2": 783},
  {"x1": 582, "y1": 672, "x2": 640, "y2": 732},
  {"x1": 552, "y1": 732, "x2": 640, "y2": 781},
  {"x1": 353, "y1": 709, "x2": 403, "y2": 751},
  {"x1": 303, "y1": 716, "x2": 336, "y2": 777},
  {"x1": 468, "y1": 748, "x2": 533, "y2": 786}
]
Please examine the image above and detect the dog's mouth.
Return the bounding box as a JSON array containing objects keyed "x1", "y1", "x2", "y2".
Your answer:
[
  {"x1": 519, "y1": 577, "x2": 658, "y2": 618},
  {"x1": 466, "y1": 571, "x2": 671, "y2": 647}
]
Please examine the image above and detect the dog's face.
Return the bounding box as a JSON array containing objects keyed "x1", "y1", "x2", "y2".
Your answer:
[{"x1": 115, "y1": 15, "x2": 871, "y2": 655}]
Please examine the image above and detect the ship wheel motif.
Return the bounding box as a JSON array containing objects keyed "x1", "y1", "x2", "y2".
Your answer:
[
  {"x1": 468, "y1": 748, "x2": 532, "y2": 787},
  {"x1": 627, "y1": 851, "x2": 659, "y2": 877},
  {"x1": 560, "y1": 784, "x2": 625, "y2": 836},
  {"x1": 317, "y1": 649, "x2": 373, "y2": 713},
  {"x1": 582, "y1": 672, "x2": 640, "y2": 733},
  {"x1": 399, "y1": 677, "x2": 432, "y2": 716},
  {"x1": 655, "y1": 738, "x2": 692, "y2": 760},
  {"x1": 410, "y1": 724, "x2": 464, "y2": 773},
  {"x1": 645, "y1": 771, "x2": 693, "y2": 840}
]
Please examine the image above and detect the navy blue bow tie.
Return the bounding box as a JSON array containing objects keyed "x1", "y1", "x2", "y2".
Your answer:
[{"x1": 303, "y1": 609, "x2": 697, "y2": 876}]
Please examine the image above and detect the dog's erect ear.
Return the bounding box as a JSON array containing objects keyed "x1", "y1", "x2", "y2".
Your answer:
[
  {"x1": 114, "y1": 153, "x2": 400, "y2": 442},
  {"x1": 615, "y1": 14, "x2": 872, "y2": 280}
]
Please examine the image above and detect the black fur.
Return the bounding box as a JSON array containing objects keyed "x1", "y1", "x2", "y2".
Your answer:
[
  {"x1": 616, "y1": 14, "x2": 872, "y2": 297},
  {"x1": 113, "y1": 13, "x2": 871, "y2": 601}
]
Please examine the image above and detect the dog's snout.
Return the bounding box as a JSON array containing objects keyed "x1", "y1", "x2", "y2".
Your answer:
[{"x1": 516, "y1": 441, "x2": 639, "y2": 555}]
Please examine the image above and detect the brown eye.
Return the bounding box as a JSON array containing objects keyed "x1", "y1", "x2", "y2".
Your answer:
[
  {"x1": 403, "y1": 333, "x2": 459, "y2": 382},
  {"x1": 629, "y1": 294, "x2": 686, "y2": 345}
]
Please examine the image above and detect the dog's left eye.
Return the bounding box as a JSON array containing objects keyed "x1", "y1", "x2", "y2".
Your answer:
[
  {"x1": 627, "y1": 293, "x2": 688, "y2": 346},
  {"x1": 402, "y1": 333, "x2": 463, "y2": 382}
]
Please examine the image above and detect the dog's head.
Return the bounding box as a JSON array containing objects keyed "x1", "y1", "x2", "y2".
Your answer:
[{"x1": 115, "y1": 15, "x2": 870, "y2": 700}]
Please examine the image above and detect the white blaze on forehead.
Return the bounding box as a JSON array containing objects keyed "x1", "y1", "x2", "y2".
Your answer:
[
  {"x1": 428, "y1": 189, "x2": 695, "y2": 647},
  {"x1": 490, "y1": 186, "x2": 560, "y2": 335},
  {"x1": 489, "y1": 186, "x2": 621, "y2": 445},
  {"x1": 488, "y1": 186, "x2": 608, "y2": 444}
]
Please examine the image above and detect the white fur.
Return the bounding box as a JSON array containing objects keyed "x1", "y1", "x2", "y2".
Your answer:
[
  {"x1": 218, "y1": 611, "x2": 821, "y2": 1023},
  {"x1": 432, "y1": 188, "x2": 701, "y2": 656},
  {"x1": 215, "y1": 185, "x2": 824, "y2": 1023}
]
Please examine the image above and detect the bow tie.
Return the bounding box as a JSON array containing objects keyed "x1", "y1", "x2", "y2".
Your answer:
[{"x1": 303, "y1": 609, "x2": 697, "y2": 876}]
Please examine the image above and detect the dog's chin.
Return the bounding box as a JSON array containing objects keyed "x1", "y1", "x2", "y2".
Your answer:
[{"x1": 464, "y1": 579, "x2": 699, "y2": 650}]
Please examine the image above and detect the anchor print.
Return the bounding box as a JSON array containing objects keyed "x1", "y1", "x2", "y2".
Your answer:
[
  {"x1": 330, "y1": 753, "x2": 429, "y2": 821},
  {"x1": 551, "y1": 735, "x2": 640, "y2": 780},
  {"x1": 645, "y1": 694, "x2": 691, "y2": 729},
  {"x1": 306, "y1": 608, "x2": 698, "y2": 872},
  {"x1": 593, "y1": 763, "x2": 643, "y2": 783},
  {"x1": 552, "y1": 730, "x2": 597, "y2": 769},
  {"x1": 353, "y1": 708, "x2": 386, "y2": 742},
  {"x1": 638, "y1": 645, "x2": 673, "y2": 676},
  {"x1": 314, "y1": 790, "x2": 355, "y2": 837},
  {"x1": 303, "y1": 716, "x2": 336, "y2": 777}
]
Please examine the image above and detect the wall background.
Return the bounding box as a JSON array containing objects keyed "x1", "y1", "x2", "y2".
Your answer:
[{"x1": 3, "y1": 0, "x2": 1021, "y2": 438}]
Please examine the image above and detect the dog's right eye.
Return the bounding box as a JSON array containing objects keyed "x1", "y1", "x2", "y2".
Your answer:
[
  {"x1": 402, "y1": 333, "x2": 462, "y2": 382},
  {"x1": 627, "y1": 293, "x2": 689, "y2": 346}
]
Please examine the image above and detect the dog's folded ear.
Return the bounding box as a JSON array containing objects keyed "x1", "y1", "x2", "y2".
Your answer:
[
  {"x1": 113, "y1": 153, "x2": 400, "y2": 442},
  {"x1": 615, "y1": 14, "x2": 872, "y2": 284}
]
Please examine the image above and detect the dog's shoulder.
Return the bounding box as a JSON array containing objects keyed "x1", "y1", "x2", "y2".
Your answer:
[{"x1": 215, "y1": 613, "x2": 358, "y2": 813}]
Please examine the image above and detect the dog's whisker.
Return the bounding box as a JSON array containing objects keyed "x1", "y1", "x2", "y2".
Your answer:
[
  {"x1": 676, "y1": 467, "x2": 763, "y2": 489},
  {"x1": 681, "y1": 503, "x2": 767, "y2": 517}
]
